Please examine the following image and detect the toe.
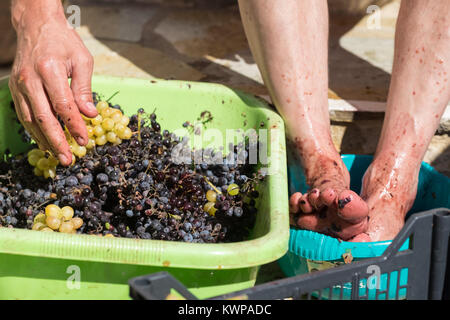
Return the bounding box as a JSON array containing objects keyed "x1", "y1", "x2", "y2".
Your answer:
[
  {"x1": 349, "y1": 233, "x2": 372, "y2": 242},
  {"x1": 289, "y1": 192, "x2": 303, "y2": 214},
  {"x1": 299, "y1": 194, "x2": 313, "y2": 213},
  {"x1": 331, "y1": 217, "x2": 369, "y2": 241},
  {"x1": 296, "y1": 213, "x2": 322, "y2": 231},
  {"x1": 307, "y1": 188, "x2": 321, "y2": 209},
  {"x1": 319, "y1": 187, "x2": 337, "y2": 207},
  {"x1": 336, "y1": 190, "x2": 369, "y2": 223}
]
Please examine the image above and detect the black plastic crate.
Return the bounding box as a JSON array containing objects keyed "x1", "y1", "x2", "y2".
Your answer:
[{"x1": 129, "y1": 208, "x2": 450, "y2": 300}]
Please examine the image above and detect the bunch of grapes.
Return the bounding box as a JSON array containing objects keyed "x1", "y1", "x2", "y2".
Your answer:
[
  {"x1": 32, "y1": 204, "x2": 83, "y2": 233},
  {"x1": 0, "y1": 94, "x2": 265, "y2": 243},
  {"x1": 27, "y1": 148, "x2": 59, "y2": 179},
  {"x1": 86, "y1": 100, "x2": 132, "y2": 149}
]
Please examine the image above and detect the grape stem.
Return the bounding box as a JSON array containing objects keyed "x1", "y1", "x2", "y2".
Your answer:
[
  {"x1": 202, "y1": 176, "x2": 222, "y2": 194},
  {"x1": 106, "y1": 91, "x2": 120, "y2": 102}
]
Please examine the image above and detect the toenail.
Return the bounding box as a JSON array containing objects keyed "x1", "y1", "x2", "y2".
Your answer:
[{"x1": 338, "y1": 196, "x2": 352, "y2": 209}]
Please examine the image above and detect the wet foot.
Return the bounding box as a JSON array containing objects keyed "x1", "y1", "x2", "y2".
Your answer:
[
  {"x1": 289, "y1": 154, "x2": 370, "y2": 241},
  {"x1": 359, "y1": 157, "x2": 419, "y2": 242}
]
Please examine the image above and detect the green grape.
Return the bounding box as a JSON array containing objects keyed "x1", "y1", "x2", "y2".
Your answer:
[
  {"x1": 114, "y1": 123, "x2": 126, "y2": 135},
  {"x1": 33, "y1": 167, "x2": 43, "y2": 177},
  {"x1": 59, "y1": 221, "x2": 75, "y2": 233},
  {"x1": 45, "y1": 204, "x2": 62, "y2": 219},
  {"x1": 43, "y1": 167, "x2": 56, "y2": 179},
  {"x1": 27, "y1": 148, "x2": 45, "y2": 159},
  {"x1": 36, "y1": 158, "x2": 50, "y2": 171},
  {"x1": 95, "y1": 135, "x2": 107, "y2": 146},
  {"x1": 87, "y1": 125, "x2": 95, "y2": 137},
  {"x1": 73, "y1": 145, "x2": 87, "y2": 158},
  {"x1": 119, "y1": 127, "x2": 132, "y2": 140},
  {"x1": 46, "y1": 216, "x2": 61, "y2": 230},
  {"x1": 93, "y1": 125, "x2": 105, "y2": 137},
  {"x1": 28, "y1": 154, "x2": 41, "y2": 167},
  {"x1": 61, "y1": 206, "x2": 74, "y2": 221},
  {"x1": 110, "y1": 112, "x2": 122, "y2": 124},
  {"x1": 101, "y1": 118, "x2": 115, "y2": 131},
  {"x1": 203, "y1": 202, "x2": 217, "y2": 216},
  {"x1": 71, "y1": 217, "x2": 84, "y2": 229},
  {"x1": 48, "y1": 155, "x2": 59, "y2": 167},
  {"x1": 86, "y1": 139, "x2": 96, "y2": 149},
  {"x1": 106, "y1": 131, "x2": 117, "y2": 143},
  {"x1": 113, "y1": 137, "x2": 122, "y2": 145},
  {"x1": 96, "y1": 101, "x2": 109, "y2": 111},
  {"x1": 120, "y1": 115, "x2": 130, "y2": 126},
  {"x1": 227, "y1": 184, "x2": 240, "y2": 196},
  {"x1": 206, "y1": 190, "x2": 217, "y2": 202},
  {"x1": 100, "y1": 107, "x2": 113, "y2": 119},
  {"x1": 32, "y1": 222, "x2": 46, "y2": 231},
  {"x1": 91, "y1": 114, "x2": 103, "y2": 126},
  {"x1": 33, "y1": 213, "x2": 46, "y2": 224}
]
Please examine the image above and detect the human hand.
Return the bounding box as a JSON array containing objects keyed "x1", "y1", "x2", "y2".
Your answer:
[{"x1": 9, "y1": 0, "x2": 98, "y2": 166}]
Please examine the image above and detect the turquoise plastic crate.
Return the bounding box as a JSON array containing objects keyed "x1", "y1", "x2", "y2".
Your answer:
[{"x1": 278, "y1": 154, "x2": 450, "y2": 299}]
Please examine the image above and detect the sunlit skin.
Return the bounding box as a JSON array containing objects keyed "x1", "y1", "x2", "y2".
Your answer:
[
  {"x1": 238, "y1": 0, "x2": 450, "y2": 241},
  {"x1": 9, "y1": 0, "x2": 97, "y2": 166}
]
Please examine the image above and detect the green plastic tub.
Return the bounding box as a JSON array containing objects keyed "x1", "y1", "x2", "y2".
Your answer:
[{"x1": 0, "y1": 75, "x2": 289, "y2": 300}]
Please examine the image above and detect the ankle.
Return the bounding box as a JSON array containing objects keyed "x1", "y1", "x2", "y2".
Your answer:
[
  {"x1": 303, "y1": 153, "x2": 349, "y2": 187},
  {"x1": 362, "y1": 156, "x2": 419, "y2": 202}
]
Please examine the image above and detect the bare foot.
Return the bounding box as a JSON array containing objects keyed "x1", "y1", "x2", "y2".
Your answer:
[
  {"x1": 360, "y1": 156, "x2": 419, "y2": 241},
  {"x1": 289, "y1": 154, "x2": 370, "y2": 241}
]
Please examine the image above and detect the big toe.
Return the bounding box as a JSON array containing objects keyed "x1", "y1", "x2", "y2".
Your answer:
[
  {"x1": 331, "y1": 217, "x2": 369, "y2": 241},
  {"x1": 336, "y1": 190, "x2": 369, "y2": 223},
  {"x1": 349, "y1": 233, "x2": 372, "y2": 242}
]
